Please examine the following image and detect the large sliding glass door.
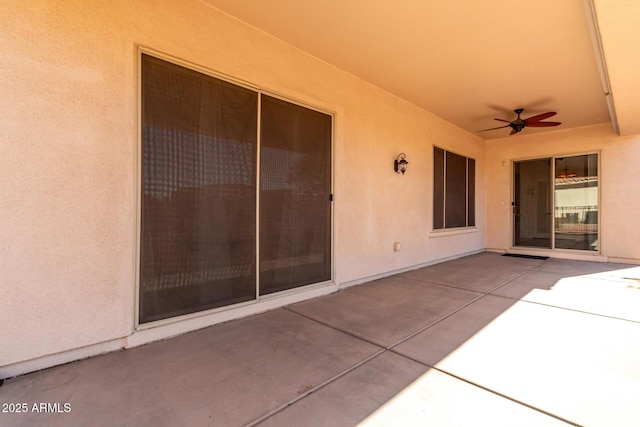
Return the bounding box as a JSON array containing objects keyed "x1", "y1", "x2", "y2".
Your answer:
[
  {"x1": 513, "y1": 154, "x2": 598, "y2": 252},
  {"x1": 139, "y1": 53, "x2": 332, "y2": 324}
]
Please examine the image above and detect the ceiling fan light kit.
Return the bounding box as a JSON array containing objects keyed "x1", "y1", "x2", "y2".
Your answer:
[{"x1": 478, "y1": 108, "x2": 562, "y2": 135}]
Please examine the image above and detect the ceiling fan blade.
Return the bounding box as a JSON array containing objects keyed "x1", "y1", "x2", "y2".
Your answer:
[
  {"x1": 478, "y1": 125, "x2": 510, "y2": 132},
  {"x1": 526, "y1": 121, "x2": 561, "y2": 127},
  {"x1": 524, "y1": 112, "x2": 557, "y2": 124},
  {"x1": 493, "y1": 118, "x2": 511, "y2": 123}
]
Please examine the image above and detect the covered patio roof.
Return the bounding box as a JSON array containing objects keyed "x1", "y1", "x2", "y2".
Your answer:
[{"x1": 204, "y1": 0, "x2": 640, "y2": 137}]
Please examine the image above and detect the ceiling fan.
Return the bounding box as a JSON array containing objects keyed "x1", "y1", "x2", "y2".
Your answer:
[{"x1": 478, "y1": 108, "x2": 561, "y2": 135}]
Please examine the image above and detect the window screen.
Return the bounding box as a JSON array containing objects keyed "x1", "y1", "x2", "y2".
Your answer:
[
  {"x1": 259, "y1": 95, "x2": 332, "y2": 295},
  {"x1": 140, "y1": 54, "x2": 258, "y2": 323},
  {"x1": 433, "y1": 147, "x2": 475, "y2": 229},
  {"x1": 140, "y1": 54, "x2": 333, "y2": 323}
]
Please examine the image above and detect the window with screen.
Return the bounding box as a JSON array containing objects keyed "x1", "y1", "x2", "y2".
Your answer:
[{"x1": 433, "y1": 147, "x2": 475, "y2": 230}]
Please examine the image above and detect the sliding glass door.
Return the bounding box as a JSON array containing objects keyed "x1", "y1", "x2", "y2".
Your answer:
[
  {"x1": 260, "y1": 96, "x2": 332, "y2": 295},
  {"x1": 513, "y1": 154, "x2": 598, "y2": 252},
  {"x1": 139, "y1": 53, "x2": 332, "y2": 324},
  {"x1": 554, "y1": 154, "x2": 598, "y2": 250},
  {"x1": 140, "y1": 55, "x2": 258, "y2": 323},
  {"x1": 514, "y1": 158, "x2": 552, "y2": 248}
]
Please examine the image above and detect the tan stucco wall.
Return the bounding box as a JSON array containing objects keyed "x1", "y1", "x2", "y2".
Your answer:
[
  {"x1": 1, "y1": 0, "x2": 486, "y2": 369},
  {"x1": 485, "y1": 124, "x2": 640, "y2": 262}
]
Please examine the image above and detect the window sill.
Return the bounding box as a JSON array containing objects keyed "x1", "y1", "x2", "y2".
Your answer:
[{"x1": 429, "y1": 227, "x2": 479, "y2": 238}]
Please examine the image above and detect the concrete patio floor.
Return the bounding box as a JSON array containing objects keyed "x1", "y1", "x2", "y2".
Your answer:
[{"x1": 2, "y1": 252, "x2": 640, "y2": 426}]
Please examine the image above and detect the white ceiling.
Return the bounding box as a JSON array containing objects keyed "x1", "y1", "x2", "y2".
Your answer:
[{"x1": 202, "y1": 0, "x2": 640, "y2": 139}]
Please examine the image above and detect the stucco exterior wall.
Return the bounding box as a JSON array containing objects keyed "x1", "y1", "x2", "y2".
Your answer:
[
  {"x1": 1, "y1": 0, "x2": 485, "y2": 371},
  {"x1": 485, "y1": 124, "x2": 640, "y2": 263}
]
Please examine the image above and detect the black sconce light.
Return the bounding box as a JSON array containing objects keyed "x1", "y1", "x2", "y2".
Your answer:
[{"x1": 394, "y1": 153, "x2": 409, "y2": 175}]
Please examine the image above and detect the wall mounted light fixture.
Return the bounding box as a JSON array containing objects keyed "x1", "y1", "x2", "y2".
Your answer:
[{"x1": 394, "y1": 153, "x2": 409, "y2": 175}]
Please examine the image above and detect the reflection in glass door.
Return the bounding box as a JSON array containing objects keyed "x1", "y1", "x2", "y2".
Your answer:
[
  {"x1": 554, "y1": 154, "x2": 598, "y2": 250},
  {"x1": 514, "y1": 158, "x2": 552, "y2": 248}
]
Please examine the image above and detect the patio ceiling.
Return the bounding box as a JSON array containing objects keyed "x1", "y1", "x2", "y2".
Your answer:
[{"x1": 202, "y1": 0, "x2": 640, "y2": 139}]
